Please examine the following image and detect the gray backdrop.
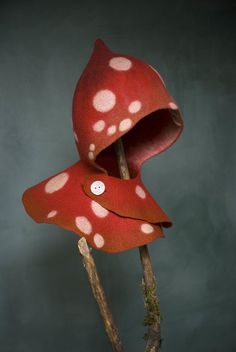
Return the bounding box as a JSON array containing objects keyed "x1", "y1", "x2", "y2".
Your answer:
[{"x1": 1, "y1": 0, "x2": 235, "y2": 351}]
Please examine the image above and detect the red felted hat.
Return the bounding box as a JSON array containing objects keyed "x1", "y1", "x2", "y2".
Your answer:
[
  {"x1": 22, "y1": 39, "x2": 183, "y2": 253},
  {"x1": 73, "y1": 39, "x2": 183, "y2": 176}
]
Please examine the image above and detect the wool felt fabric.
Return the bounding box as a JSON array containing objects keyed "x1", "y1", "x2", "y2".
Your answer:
[
  {"x1": 22, "y1": 39, "x2": 183, "y2": 253},
  {"x1": 22, "y1": 162, "x2": 170, "y2": 253},
  {"x1": 73, "y1": 39, "x2": 183, "y2": 176}
]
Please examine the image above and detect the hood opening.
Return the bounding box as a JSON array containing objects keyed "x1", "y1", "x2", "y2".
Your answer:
[{"x1": 95, "y1": 108, "x2": 183, "y2": 178}]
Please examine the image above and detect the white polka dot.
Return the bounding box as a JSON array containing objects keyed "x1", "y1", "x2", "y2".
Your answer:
[
  {"x1": 89, "y1": 143, "x2": 95, "y2": 151},
  {"x1": 107, "y1": 125, "x2": 117, "y2": 136},
  {"x1": 94, "y1": 233, "x2": 105, "y2": 248},
  {"x1": 47, "y1": 210, "x2": 58, "y2": 218},
  {"x1": 119, "y1": 118, "x2": 132, "y2": 132},
  {"x1": 93, "y1": 89, "x2": 116, "y2": 112},
  {"x1": 75, "y1": 216, "x2": 92, "y2": 235},
  {"x1": 149, "y1": 65, "x2": 166, "y2": 87},
  {"x1": 109, "y1": 57, "x2": 132, "y2": 71},
  {"x1": 135, "y1": 185, "x2": 146, "y2": 199},
  {"x1": 169, "y1": 102, "x2": 178, "y2": 110},
  {"x1": 45, "y1": 173, "x2": 69, "y2": 194},
  {"x1": 141, "y1": 223, "x2": 154, "y2": 234},
  {"x1": 128, "y1": 100, "x2": 142, "y2": 114},
  {"x1": 88, "y1": 151, "x2": 94, "y2": 160},
  {"x1": 93, "y1": 120, "x2": 106, "y2": 132},
  {"x1": 91, "y1": 200, "x2": 109, "y2": 218},
  {"x1": 74, "y1": 131, "x2": 78, "y2": 142}
]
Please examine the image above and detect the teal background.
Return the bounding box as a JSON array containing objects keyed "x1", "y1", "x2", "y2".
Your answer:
[{"x1": 0, "y1": 0, "x2": 235, "y2": 351}]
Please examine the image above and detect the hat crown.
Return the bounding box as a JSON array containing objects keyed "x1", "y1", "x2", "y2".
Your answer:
[{"x1": 72, "y1": 39, "x2": 183, "y2": 176}]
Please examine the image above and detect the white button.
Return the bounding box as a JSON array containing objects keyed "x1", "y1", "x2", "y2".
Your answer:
[{"x1": 90, "y1": 181, "x2": 105, "y2": 195}]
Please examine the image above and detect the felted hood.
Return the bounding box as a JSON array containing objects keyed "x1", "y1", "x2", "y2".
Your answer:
[
  {"x1": 73, "y1": 39, "x2": 183, "y2": 177},
  {"x1": 22, "y1": 38, "x2": 183, "y2": 253}
]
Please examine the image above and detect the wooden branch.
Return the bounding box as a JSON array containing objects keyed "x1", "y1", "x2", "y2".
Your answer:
[
  {"x1": 139, "y1": 246, "x2": 161, "y2": 351},
  {"x1": 114, "y1": 139, "x2": 130, "y2": 180},
  {"x1": 78, "y1": 237, "x2": 124, "y2": 352},
  {"x1": 114, "y1": 139, "x2": 161, "y2": 352}
]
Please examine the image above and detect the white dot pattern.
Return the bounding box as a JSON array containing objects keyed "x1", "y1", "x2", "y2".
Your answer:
[
  {"x1": 45, "y1": 173, "x2": 69, "y2": 194},
  {"x1": 169, "y1": 102, "x2": 178, "y2": 110},
  {"x1": 47, "y1": 210, "x2": 58, "y2": 218},
  {"x1": 109, "y1": 57, "x2": 132, "y2": 71},
  {"x1": 93, "y1": 89, "x2": 116, "y2": 112},
  {"x1": 128, "y1": 100, "x2": 142, "y2": 113},
  {"x1": 91, "y1": 200, "x2": 109, "y2": 218},
  {"x1": 141, "y1": 223, "x2": 154, "y2": 234},
  {"x1": 135, "y1": 185, "x2": 146, "y2": 199},
  {"x1": 107, "y1": 125, "x2": 117, "y2": 136},
  {"x1": 119, "y1": 118, "x2": 132, "y2": 132},
  {"x1": 75, "y1": 216, "x2": 92, "y2": 235},
  {"x1": 93, "y1": 120, "x2": 106, "y2": 132},
  {"x1": 94, "y1": 233, "x2": 105, "y2": 248},
  {"x1": 89, "y1": 143, "x2": 95, "y2": 151}
]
